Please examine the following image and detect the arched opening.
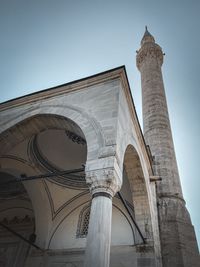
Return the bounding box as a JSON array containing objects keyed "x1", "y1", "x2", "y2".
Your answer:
[
  {"x1": 122, "y1": 144, "x2": 152, "y2": 244},
  {"x1": 67, "y1": 143, "x2": 152, "y2": 249},
  {"x1": 0, "y1": 114, "x2": 89, "y2": 263},
  {"x1": 73, "y1": 200, "x2": 135, "y2": 247}
]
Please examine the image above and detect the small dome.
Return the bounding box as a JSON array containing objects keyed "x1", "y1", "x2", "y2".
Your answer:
[{"x1": 141, "y1": 26, "x2": 155, "y2": 46}]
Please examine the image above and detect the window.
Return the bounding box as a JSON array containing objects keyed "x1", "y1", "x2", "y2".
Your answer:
[{"x1": 76, "y1": 204, "x2": 91, "y2": 238}]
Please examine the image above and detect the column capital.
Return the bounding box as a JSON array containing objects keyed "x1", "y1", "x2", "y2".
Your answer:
[{"x1": 85, "y1": 167, "x2": 122, "y2": 198}]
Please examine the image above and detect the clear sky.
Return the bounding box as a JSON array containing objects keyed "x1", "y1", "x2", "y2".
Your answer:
[{"x1": 0, "y1": 0, "x2": 199, "y2": 249}]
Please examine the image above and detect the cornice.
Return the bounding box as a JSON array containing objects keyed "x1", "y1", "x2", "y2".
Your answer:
[{"x1": 0, "y1": 66, "x2": 125, "y2": 112}]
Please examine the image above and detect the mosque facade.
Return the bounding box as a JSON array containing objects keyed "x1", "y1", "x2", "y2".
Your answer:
[{"x1": 0, "y1": 29, "x2": 199, "y2": 267}]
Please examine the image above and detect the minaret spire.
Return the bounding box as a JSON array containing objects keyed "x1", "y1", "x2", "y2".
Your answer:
[
  {"x1": 141, "y1": 26, "x2": 155, "y2": 45},
  {"x1": 136, "y1": 29, "x2": 199, "y2": 267}
]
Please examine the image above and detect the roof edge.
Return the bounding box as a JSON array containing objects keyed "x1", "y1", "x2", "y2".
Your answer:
[{"x1": 0, "y1": 66, "x2": 126, "y2": 107}]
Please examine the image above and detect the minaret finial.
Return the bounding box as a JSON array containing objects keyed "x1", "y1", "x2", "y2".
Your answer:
[{"x1": 141, "y1": 26, "x2": 155, "y2": 46}]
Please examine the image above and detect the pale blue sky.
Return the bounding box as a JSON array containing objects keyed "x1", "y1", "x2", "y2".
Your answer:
[{"x1": 0, "y1": 0, "x2": 199, "y2": 248}]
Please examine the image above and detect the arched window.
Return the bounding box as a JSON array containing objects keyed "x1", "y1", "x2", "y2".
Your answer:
[{"x1": 76, "y1": 204, "x2": 91, "y2": 238}]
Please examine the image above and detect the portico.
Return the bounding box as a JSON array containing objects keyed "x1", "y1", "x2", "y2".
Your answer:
[{"x1": 0, "y1": 67, "x2": 161, "y2": 267}]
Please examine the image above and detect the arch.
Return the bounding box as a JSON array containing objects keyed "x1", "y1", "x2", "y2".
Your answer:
[
  {"x1": 0, "y1": 112, "x2": 94, "y2": 249},
  {"x1": 122, "y1": 144, "x2": 153, "y2": 243},
  {"x1": 48, "y1": 200, "x2": 135, "y2": 249},
  {"x1": 0, "y1": 104, "x2": 104, "y2": 161},
  {"x1": 48, "y1": 200, "x2": 91, "y2": 249}
]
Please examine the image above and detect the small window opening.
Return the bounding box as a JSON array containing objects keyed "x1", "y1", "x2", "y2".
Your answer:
[{"x1": 76, "y1": 204, "x2": 91, "y2": 238}]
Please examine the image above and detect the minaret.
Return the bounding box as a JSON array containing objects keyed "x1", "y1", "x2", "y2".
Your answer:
[{"x1": 136, "y1": 27, "x2": 199, "y2": 267}]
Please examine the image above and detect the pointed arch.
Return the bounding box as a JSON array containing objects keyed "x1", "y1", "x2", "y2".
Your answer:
[
  {"x1": 122, "y1": 144, "x2": 153, "y2": 243},
  {"x1": 0, "y1": 112, "x2": 94, "y2": 249}
]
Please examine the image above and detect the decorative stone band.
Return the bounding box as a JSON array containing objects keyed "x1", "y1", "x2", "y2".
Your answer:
[
  {"x1": 157, "y1": 196, "x2": 190, "y2": 222},
  {"x1": 158, "y1": 193, "x2": 185, "y2": 203},
  {"x1": 136, "y1": 43, "x2": 163, "y2": 70},
  {"x1": 65, "y1": 130, "x2": 86, "y2": 145},
  {"x1": 0, "y1": 215, "x2": 34, "y2": 225},
  {"x1": 85, "y1": 167, "x2": 122, "y2": 198},
  {"x1": 92, "y1": 192, "x2": 112, "y2": 199}
]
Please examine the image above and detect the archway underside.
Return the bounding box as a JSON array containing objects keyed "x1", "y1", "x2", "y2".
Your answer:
[
  {"x1": 0, "y1": 114, "x2": 144, "y2": 267},
  {"x1": 123, "y1": 144, "x2": 153, "y2": 243},
  {"x1": 0, "y1": 114, "x2": 89, "y2": 265}
]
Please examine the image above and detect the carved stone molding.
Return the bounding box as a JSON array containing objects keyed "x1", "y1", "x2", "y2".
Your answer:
[
  {"x1": 85, "y1": 167, "x2": 122, "y2": 197},
  {"x1": 136, "y1": 43, "x2": 163, "y2": 70},
  {"x1": 0, "y1": 215, "x2": 34, "y2": 225},
  {"x1": 65, "y1": 130, "x2": 86, "y2": 145}
]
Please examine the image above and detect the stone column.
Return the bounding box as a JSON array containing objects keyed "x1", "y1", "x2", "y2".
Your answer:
[{"x1": 84, "y1": 167, "x2": 121, "y2": 267}]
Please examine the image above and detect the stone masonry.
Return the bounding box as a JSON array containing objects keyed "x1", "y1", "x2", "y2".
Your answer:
[{"x1": 136, "y1": 27, "x2": 199, "y2": 267}]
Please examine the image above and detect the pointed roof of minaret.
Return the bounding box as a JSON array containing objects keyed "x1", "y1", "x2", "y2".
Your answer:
[{"x1": 141, "y1": 26, "x2": 155, "y2": 46}]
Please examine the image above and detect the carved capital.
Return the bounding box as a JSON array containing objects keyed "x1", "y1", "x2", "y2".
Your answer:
[
  {"x1": 136, "y1": 43, "x2": 163, "y2": 70},
  {"x1": 85, "y1": 167, "x2": 122, "y2": 197}
]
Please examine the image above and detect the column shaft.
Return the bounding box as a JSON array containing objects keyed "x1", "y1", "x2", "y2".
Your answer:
[{"x1": 84, "y1": 195, "x2": 112, "y2": 267}]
